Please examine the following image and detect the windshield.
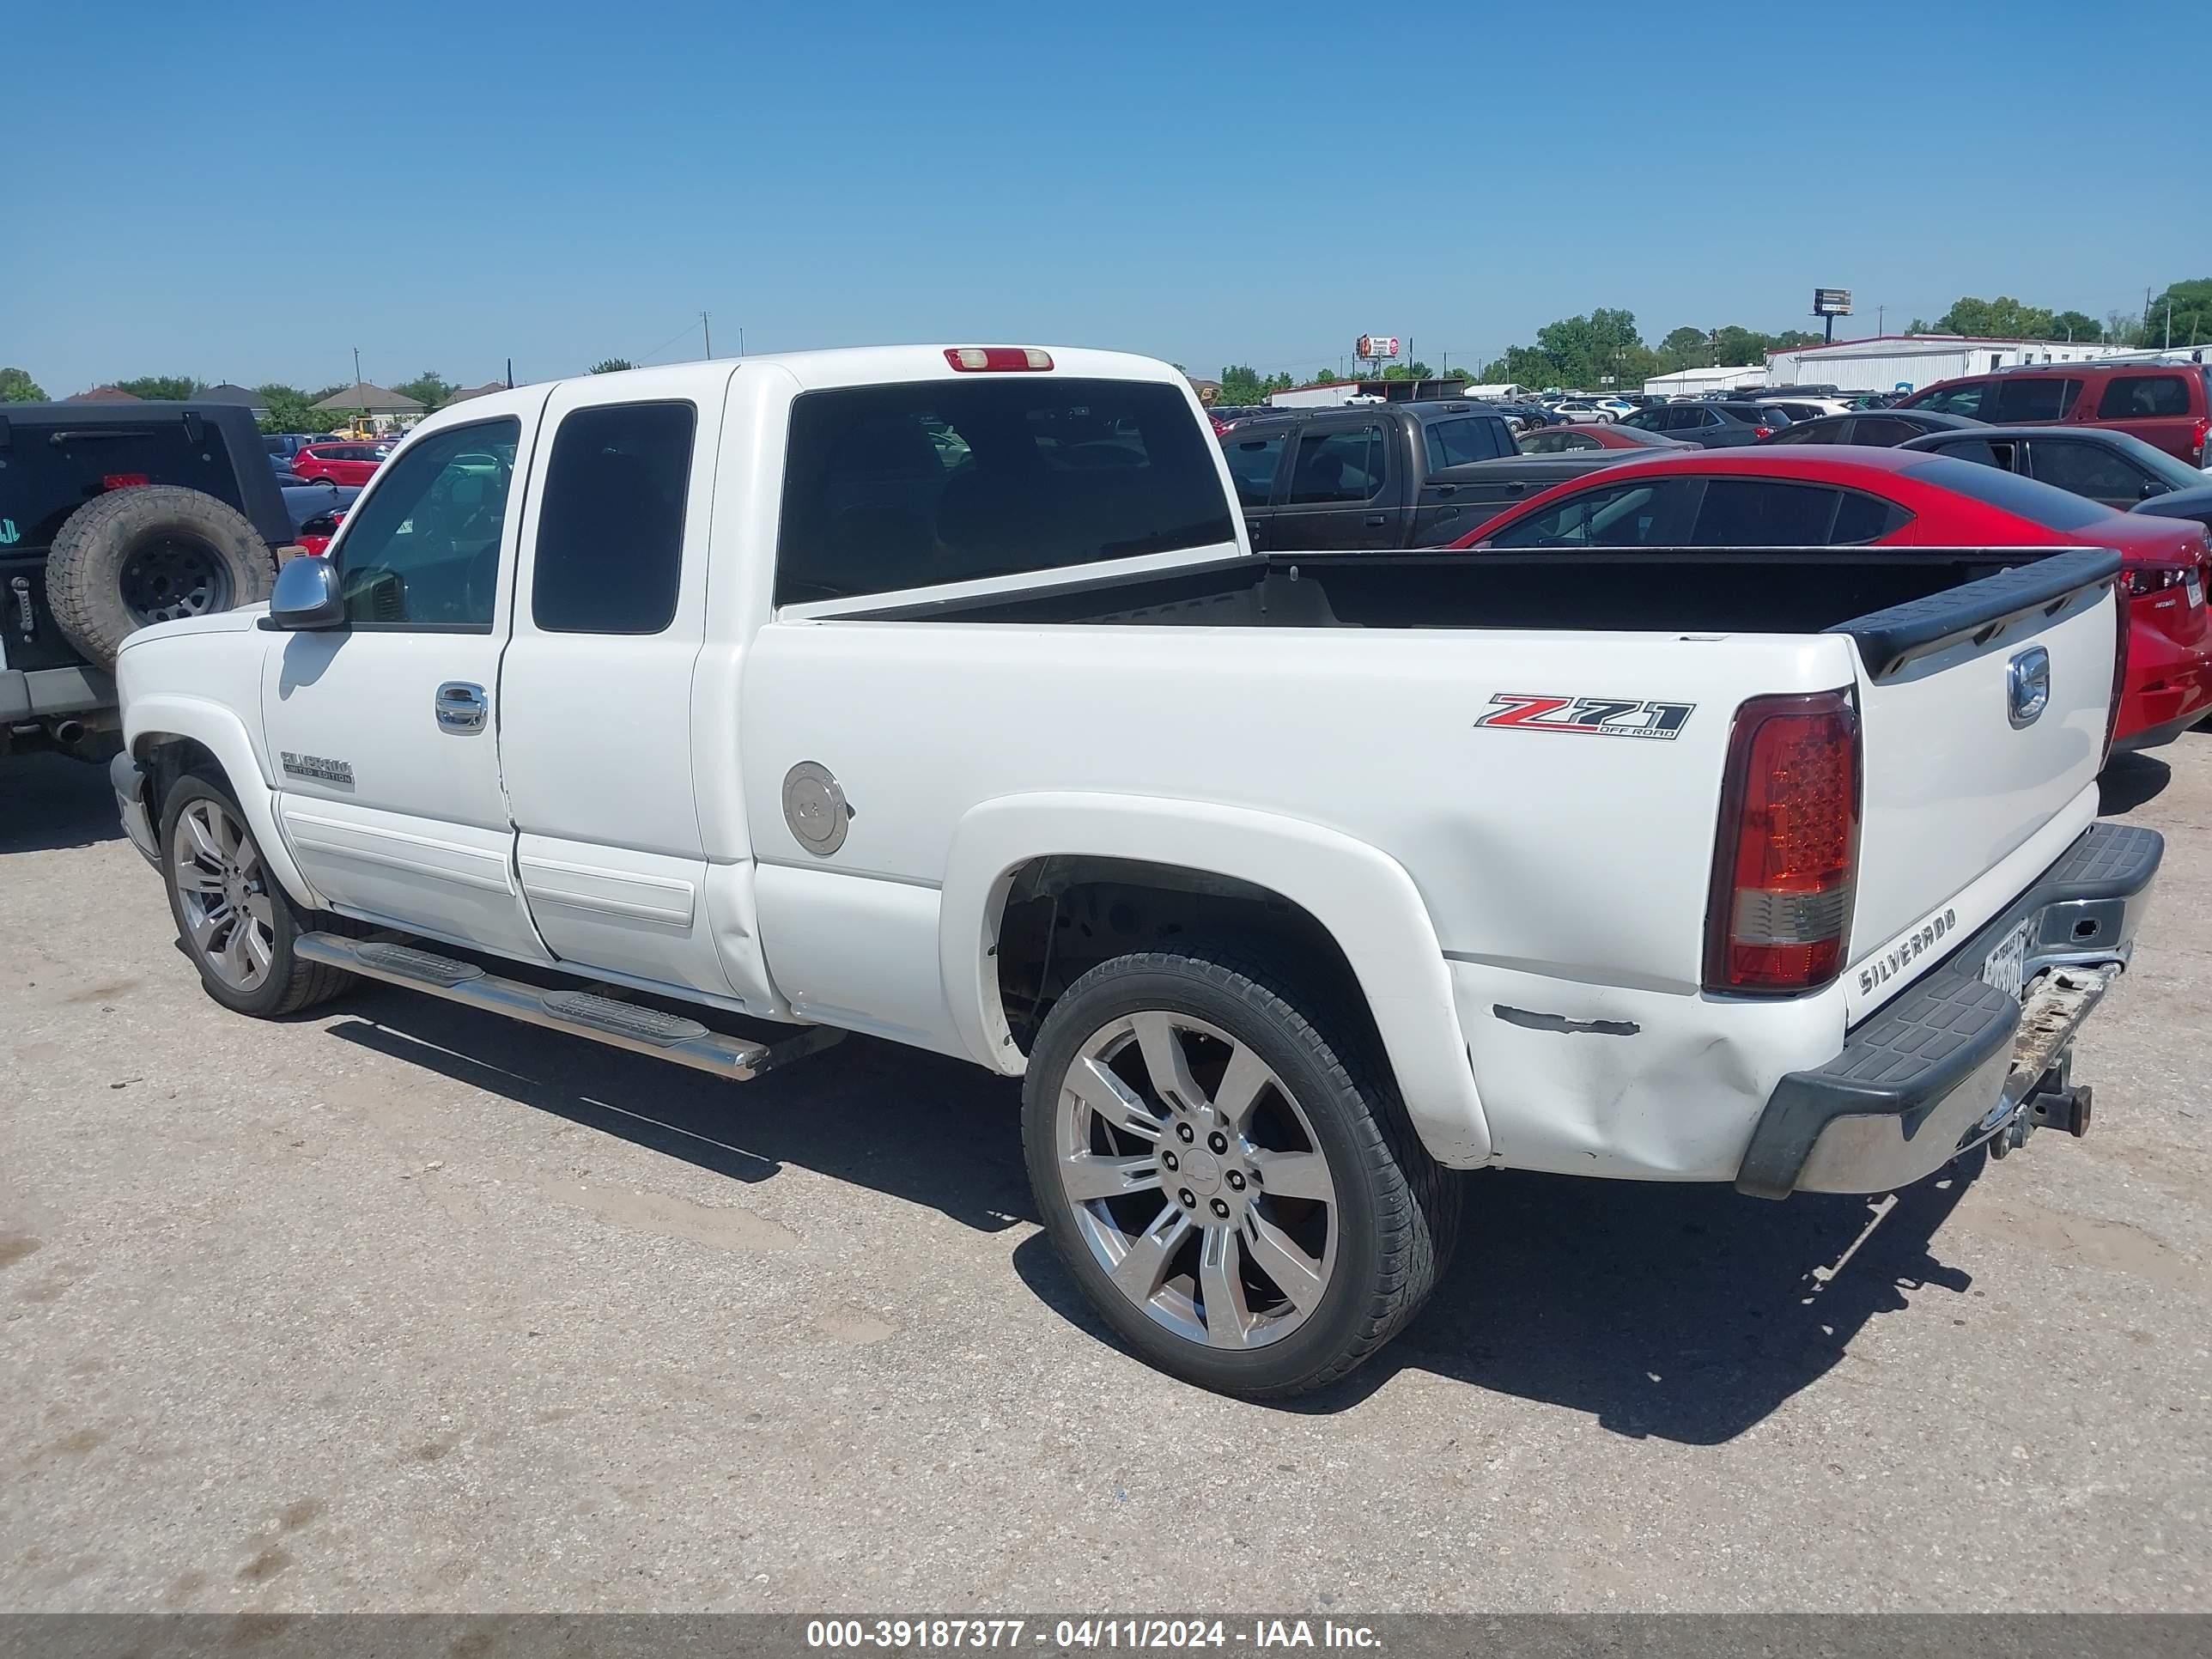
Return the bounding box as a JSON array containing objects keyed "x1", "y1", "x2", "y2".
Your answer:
[{"x1": 1902, "y1": 456, "x2": 2115, "y2": 532}]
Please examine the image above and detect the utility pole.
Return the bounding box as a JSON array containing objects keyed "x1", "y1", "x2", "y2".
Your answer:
[
  {"x1": 2165, "y1": 299, "x2": 2172, "y2": 349},
  {"x1": 702, "y1": 312, "x2": 712, "y2": 359},
  {"x1": 352, "y1": 346, "x2": 361, "y2": 387},
  {"x1": 1876, "y1": 304, "x2": 1885, "y2": 335},
  {"x1": 738, "y1": 326, "x2": 745, "y2": 357}
]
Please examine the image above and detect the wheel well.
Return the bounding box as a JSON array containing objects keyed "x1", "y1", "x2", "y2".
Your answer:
[
  {"x1": 132, "y1": 733, "x2": 222, "y2": 827},
  {"x1": 994, "y1": 856, "x2": 1379, "y2": 1059}
]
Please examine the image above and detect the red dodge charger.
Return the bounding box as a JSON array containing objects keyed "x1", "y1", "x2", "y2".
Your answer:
[{"x1": 1447, "y1": 447, "x2": 2212, "y2": 751}]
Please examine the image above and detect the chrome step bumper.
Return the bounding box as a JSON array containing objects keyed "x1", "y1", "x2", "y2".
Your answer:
[
  {"x1": 1736, "y1": 821, "x2": 2161, "y2": 1200},
  {"x1": 295, "y1": 933, "x2": 842, "y2": 1081}
]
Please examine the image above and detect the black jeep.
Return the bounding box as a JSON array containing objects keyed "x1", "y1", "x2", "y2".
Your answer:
[{"x1": 0, "y1": 401, "x2": 300, "y2": 763}]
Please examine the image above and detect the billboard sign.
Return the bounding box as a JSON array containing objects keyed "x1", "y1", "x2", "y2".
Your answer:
[
  {"x1": 1812, "y1": 289, "x2": 1853, "y2": 317},
  {"x1": 1356, "y1": 335, "x2": 1401, "y2": 362}
]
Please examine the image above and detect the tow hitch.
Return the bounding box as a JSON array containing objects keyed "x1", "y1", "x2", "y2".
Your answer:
[{"x1": 1988, "y1": 967, "x2": 2110, "y2": 1158}]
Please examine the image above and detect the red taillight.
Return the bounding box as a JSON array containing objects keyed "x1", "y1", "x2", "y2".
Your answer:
[
  {"x1": 2189, "y1": 416, "x2": 2208, "y2": 463},
  {"x1": 102, "y1": 472, "x2": 149, "y2": 490},
  {"x1": 945, "y1": 347, "x2": 1054, "y2": 372},
  {"x1": 1704, "y1": 690, "x2": 1861, "y2": 994},
  {"x1": 1753, "y1": 426, "x2": 1775, "y2": 441}
]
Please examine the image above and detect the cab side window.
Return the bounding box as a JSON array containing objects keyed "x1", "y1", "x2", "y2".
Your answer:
[
  {"x1": 2097, "y1": 375, "x2": 2191, "y2": 419},
  {"x1": 336, "y1": 420, "x2": 520, "y2": 629},
  {"x1": 1287, "y1": 424, "x2": 1387, "y2": 504},
  {"x1": 1917, "y1": 381, "x2": 1989, "y2": 418},
  {"x1": 532, "y1": 401, "x2": 696, "y2": 635}
]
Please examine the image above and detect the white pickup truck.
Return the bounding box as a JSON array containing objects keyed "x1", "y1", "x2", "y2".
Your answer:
[{"x1": 111, "y1": 345, "x2": 2162, "y2": 1396}]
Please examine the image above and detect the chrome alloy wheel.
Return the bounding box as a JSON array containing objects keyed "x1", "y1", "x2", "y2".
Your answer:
[
  {"x1": 170, "y1": 798, "x2": 276, "y2": 992},
  {"x1": 1055, "y1": 1012, "x2": 1338, "y2": 1349}
]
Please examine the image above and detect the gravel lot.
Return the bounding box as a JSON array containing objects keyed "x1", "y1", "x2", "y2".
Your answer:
[{"x1": 4, "y1": 740, "x2": 2208, "y2": 1613}]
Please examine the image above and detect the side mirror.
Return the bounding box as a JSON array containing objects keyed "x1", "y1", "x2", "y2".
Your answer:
[
  {"x1": 263, "y1": 556, "x2": 347, "y2": 631},
  {"x1": 2141, "y1": 479, "x2": 2166, "y2": 500}
]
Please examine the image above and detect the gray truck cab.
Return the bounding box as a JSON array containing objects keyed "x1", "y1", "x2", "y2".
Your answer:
[{"x1": 1223, "y1": 402, "x2": 1637, "y2": 550}]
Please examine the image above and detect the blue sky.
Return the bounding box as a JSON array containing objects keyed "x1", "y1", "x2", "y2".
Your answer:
[{"x1": 10, "y1": 0, "x2": 2208, "y2": 397}]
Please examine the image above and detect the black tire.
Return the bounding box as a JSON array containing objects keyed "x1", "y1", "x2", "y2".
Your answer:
[
  {"x1": 1022, "y1": 950, "x2": 1462, "y2": 1398},
  {"x1": 161, "y1": 769, "x2": 354, "y2": 1018},
  {"x1": 46, "y1": 486, "x2": 273, "y2": 670}
]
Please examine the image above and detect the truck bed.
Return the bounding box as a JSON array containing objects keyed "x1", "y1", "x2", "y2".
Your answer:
[{"x1": 847, "y1": 545, "x2": 2113, "y2": 665}]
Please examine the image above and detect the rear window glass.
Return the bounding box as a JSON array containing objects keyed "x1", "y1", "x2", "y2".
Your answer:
[
  {"x1": 1424, "y1": 416, "x2": 1505, "y2": 468},
  {"x1": 532, "y1": 400, "x2": 696, "y2": 635},
  {"x1": 0, "y1": 417, "x2": 243, "y2": 549},
  {"x1": 1691, "y1": 480, "x2": 1841, "y2": 544},
  {"x1": 775, "y1": 379, "x2": 1235, "y2": 604},
  {"x1": 1988, "y1": 377, "x2": 2079, "y2": 422},
  {"x1": 1223, "y1": 429, "x2": 1287, "y2": 507},
  {"x1": 1901, "y1": 456, "x2": 2112, "y2": 532},
  {"x1": 2096, "y1": 375, "x2": 2192, "y2": 419}
]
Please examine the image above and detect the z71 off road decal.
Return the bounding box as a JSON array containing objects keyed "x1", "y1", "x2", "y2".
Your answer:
[{"x1": 1474, "y1": 695, "x2": 1696, "y2": 740}]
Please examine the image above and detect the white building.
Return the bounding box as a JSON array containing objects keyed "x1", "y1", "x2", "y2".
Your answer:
[
  {"x1": 1765, "y1": 335, "x2": 2139, "y2": 394},
  {"x1": 1641, "y1": 364, "x2": 1766, "y2": 398}
]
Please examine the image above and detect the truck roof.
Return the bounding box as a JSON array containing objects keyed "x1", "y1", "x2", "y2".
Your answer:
[{"x1": 416, "y1": 345, "x2": 1188, "y2": 419}]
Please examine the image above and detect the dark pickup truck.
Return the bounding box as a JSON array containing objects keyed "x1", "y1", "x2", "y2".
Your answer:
[{"x1": 1220, "y1": 401, "x2": 1639, "y2": 550}]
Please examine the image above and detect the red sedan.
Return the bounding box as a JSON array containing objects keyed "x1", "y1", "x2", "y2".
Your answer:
[
  {"x1": 1516, "y1": 422, "x2": 1694, "y2": 453},
  {"x1": 1448, "y1": 447, "x2": 2212, "y2": 751},
  {"x1": 293, "y1": 441, "x2": 391, "y2": 486}
]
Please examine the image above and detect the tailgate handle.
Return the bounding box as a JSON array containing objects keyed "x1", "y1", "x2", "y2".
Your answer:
[{"x1": 2008, "y1": 646, "x2": 2051, "y2": 728}]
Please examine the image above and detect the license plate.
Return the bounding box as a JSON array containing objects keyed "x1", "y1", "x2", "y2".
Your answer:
[
  {"x1": 2189, "y1": 572, "x2": 2204, "y2": 609},
  {"x1": 1981, "y1": 919, "x2": 2033, "y2": 1002}
]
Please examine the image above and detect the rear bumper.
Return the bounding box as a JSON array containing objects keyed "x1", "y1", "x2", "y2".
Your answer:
[
  {"x1": 0, "y1": 664, "x2": 116, "y2": 722},
  {"x1": 1735, "y1": 822, "x2": 2163, "y2": 1200}
]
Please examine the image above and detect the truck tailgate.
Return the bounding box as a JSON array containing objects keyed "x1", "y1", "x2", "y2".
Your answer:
[{"x1": 1841, "y1": 550, "x2": 2122, "y2": 1016}]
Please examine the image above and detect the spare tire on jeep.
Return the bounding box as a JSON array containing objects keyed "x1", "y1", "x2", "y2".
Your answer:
[{"x1": 46, "y1": 485, "x2": 274, "y2": 671}]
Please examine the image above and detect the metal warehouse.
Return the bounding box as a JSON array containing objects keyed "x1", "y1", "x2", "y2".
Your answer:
[{"x1": 1764, "y1": 334, "x2": 2136, "y2": 393}]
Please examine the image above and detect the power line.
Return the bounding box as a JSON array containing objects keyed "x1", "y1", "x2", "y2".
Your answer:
[{"x1": 632, "y1": 316, "x2": 706, "y2": 366}]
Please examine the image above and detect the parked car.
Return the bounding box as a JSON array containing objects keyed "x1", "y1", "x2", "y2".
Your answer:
[
  {"x1": 1549, "y1": 398, "x2": 1615, "y2": 424},
  {"x1": 1485, "y1": 400, "x2": 1566, "y2": 432},
  {"x1": 279, "y1": 480, "x2": 361, "y2": 557},
  {"x1": 0, "y1": 402, "x2": 296, "y2": 763},
  {"x1": 1764, "y1": 410, "x2": 1987, "y2": 447},
  {"x1": 1207, "y1": 405, "x2": 1274, "y2": 436},
  {"x1": 1517, "y1": 422, "x2": 1695, "y2": 453},
  {"x1": 111, "y1": 344, "x2": 2156, "y2": 1397},
  {"x1": 1896, "y1": 424, "x2": 2212, "y2": 541},
  {"x1": 1224, "y1": 403, "x2": 1640, "y2": 550},
  {"x1": 1757, "y1": 397, "x2": 1852, "y2": 423},
  {"x1": 1619, "y1": 401, "x2": 1786, "y2": 447},
  {"x1": 263, "y1": 434, "x2": 324, "y2": 467},
  {"x1": 1899, "y1": 362, "x2": 2212, "y2": 465},
  {"x1": 293, "y1": 441, "x2": 392, "y2": 486},
  {"x1": 1447, "y1": 447, "x2": 2212, "y2": 751}
]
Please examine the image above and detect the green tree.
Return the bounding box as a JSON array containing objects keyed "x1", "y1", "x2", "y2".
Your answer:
[
  {"x1": 2145, "y1": 278, "x2": 2212, "y2": 347},
  {"x1": 589, "y1": 357, "x2": 636, "y2": 374},
  {"x1": 1215, "y1": 365, "x2": 1294, "y2": 404},
  {"x1": 1312, "y1": 369, "x2": 1337, "y2": 384},
  {"x1": 1923, "y1": 295, "x2": 2057, "y2": 338},
  {"x1": 0, "y1": 367, "x2": 46, "y2": 402},
  {"x1": 1654, "y1": 326, "x2": 1710, "y2": 373},
  {"x1": 2046, "y1": 309, "x2": 2100, "y2": 342},
  {"x1": 393, "y1": 370, "x2": 457, "y2": 410},
  {"x1": 2104, "y1": 309, "x2": 2146, "y2": 347},
  {"x1": 1380, "y1": 360, "x2": 1435, "y2": 381},
  {"x1": 257, "y1": 383, "x2": 338, "y2": 434},
  {"x1": 114, "y1": 374, "x2": 204, "y2": 401}
]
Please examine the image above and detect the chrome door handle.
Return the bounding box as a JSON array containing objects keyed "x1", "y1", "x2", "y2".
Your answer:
[{"x1": 434, "y1": 681, "x2": 487, "y2": 732}]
